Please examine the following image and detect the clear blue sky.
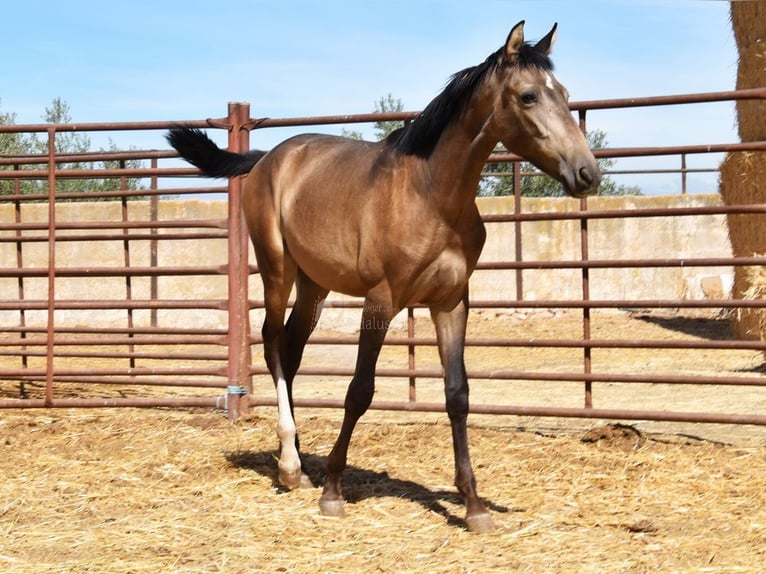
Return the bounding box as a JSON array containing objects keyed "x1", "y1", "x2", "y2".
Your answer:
[{"x1": 2, "y1": 0, "x2": 738, "y2": 193}]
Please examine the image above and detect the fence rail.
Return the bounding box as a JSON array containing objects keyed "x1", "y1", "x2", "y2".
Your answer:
[{"x1": 1, "y1": 89, "x2": 765, "y2": 427}]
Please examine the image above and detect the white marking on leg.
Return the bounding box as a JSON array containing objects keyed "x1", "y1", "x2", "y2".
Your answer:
[{"x1": 275, "y1": 373, "x2": 301, "y2": 483}]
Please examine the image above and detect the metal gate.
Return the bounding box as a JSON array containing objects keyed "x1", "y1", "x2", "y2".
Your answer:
[{"x1": 1, "y1": 91, "x2": 765, "y2": 426}]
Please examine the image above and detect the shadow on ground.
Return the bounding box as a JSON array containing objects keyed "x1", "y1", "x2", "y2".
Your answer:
[
  {"x1": 225, "y1": 449, "x2": 510, "y2": 528},
  {"x1": 633, "y1": 313, "x2": 732, "y2": 340}
]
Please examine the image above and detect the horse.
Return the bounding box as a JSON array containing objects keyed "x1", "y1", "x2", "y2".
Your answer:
[{"x1": 167, "y1": 20, "x2": 600, "y2": 533}]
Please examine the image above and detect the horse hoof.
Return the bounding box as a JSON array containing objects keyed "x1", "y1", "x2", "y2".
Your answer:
[
  {"x1": 278, "y1": 467, "x2": 304, "y2": 490},
  {"x1": 318, "y1": 499, "x2": 346, "y2": 518},
  {"x1": 465, "y1": 513, "x2": 495, "y2": 533},
  {"x1": 299, "y1": 473, "x2": 314, "y2": 489}
]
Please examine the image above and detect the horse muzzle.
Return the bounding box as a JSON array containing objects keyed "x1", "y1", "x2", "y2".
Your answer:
[{"x1": 561, "y1": 162, "x2": 601, "y2": 198}]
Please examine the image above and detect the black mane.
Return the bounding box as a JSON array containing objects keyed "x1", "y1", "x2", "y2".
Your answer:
[{"x1": 387, "y1": 42, "x2": 553, "y2": 159}]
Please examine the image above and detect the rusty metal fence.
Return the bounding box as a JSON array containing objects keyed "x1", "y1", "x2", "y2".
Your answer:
[{"x1": 1, "y1": 90, "x2": 765, "y2": 426}]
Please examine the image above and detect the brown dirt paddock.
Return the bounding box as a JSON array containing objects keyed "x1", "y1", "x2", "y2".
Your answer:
[
  {"x1": 1, "y1": 409, "x2": 766, "y2": 573},
  {"x1": 1, "y1": 311, "x2": 766, "y2": 572}
]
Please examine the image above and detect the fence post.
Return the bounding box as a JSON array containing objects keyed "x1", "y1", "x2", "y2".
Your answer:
[
  {"x1": 150, "y1": 157, "x2": 159, "y2": 328},
  {"x1": 578, "y1": 109, "x2": 593, "y2": 409},
  {"x1": 513, "y1": 161, "x2": 523, "y2": 300},
  {"x1": 120, "y1": 160, "x2": 136, "y2": 370},
  {"x1": 225, "y1": 102, "x2": 253, "y2": 420},
  {"x1": 13, "y1": 163, "x2": 29, "y2": 397},
  {"x1": 407, "y1": 306, "x2": 416, "y2": 402},
  {"x1": 45, "y1": 128, "x2": 57, "y2": 407}
]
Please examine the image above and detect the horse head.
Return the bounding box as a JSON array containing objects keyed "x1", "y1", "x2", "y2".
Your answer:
[{"x1": 487, "y1": 21, "x2": 601, "y2": 198}]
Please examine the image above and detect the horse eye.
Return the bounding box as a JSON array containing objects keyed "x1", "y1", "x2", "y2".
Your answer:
[{"x1": 521, "y1": 91, "x2": 538, "y2": 105}]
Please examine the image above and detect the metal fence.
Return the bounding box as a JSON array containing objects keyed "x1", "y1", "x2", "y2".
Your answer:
[{"x1": 1, "y1": 90, "x2": 765, "y2": 426}]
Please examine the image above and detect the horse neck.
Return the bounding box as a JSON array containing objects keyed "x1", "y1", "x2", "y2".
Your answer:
[{"x1": 425, "y1": 95, "x2": 499, "y2": 220}]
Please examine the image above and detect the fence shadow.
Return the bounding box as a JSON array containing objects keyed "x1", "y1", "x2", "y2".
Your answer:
[
  {"x1": 634, "y1": 313, "x2": 766, "y2": 373},
  {"x1": 634, "y1": 313, "x2": 733, "y2": 340}
]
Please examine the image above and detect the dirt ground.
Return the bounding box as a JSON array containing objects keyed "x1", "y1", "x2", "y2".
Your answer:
[
  {"x1": 1, "y1": 409, "x2": 765, "y2": 573},
  {"x1": 286, "y1": 308, "x2": 766, "y2": 445},
  {"x1": 1, "y1": 311, "x2": 766, "y2": 572}
]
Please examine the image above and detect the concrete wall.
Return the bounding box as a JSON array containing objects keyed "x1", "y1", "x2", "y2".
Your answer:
[
  {"x1": 0, "y1": 194, "x2": 731, "y2": 331},
  {"x1": 476, "y1": 194, "x2": 732, "y2": 303}
]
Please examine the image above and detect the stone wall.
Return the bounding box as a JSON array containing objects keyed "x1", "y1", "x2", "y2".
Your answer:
[{"x1": 0, "y1": 194, "x2": 732, "y2": 332}]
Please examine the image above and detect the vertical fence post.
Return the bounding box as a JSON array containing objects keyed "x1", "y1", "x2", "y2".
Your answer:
[
  {"x1": 578, "y1": 109, "x2": 593, "y2": 409},
  {"x1": 225, "y1": 102, "x2": 253, "y2": 420},
  {"x1": 512, "y1": 160, "x2": 523, "y2": 300},
  {"x1": 407, "y1": 306, "x2": 416, "y2": 402},
  {"x1": 120, "y1": 160, "x2": 136, "y2": 370},
  {"x1": 45, "y1": 128, "x2": 57, "y2": 407},
  {"x1": 14, "y1": 164, "x2": 29, "y2": 397},
  {"x1": 150, "y1": 157, "x2": 159, "y2": 328}
]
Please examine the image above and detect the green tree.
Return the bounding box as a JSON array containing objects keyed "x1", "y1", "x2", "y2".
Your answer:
[
  {"x1": 371, "y1": 93, "x2": 405, "y2": 140},
  {"x1": 0, "y1": 103, "x2": 37, "y2": 195},
  {"x1": 480, "y1": 129, "x2": 641, "y2": 197},
  {"x1": 1, "y1": 97, "x2": 145, "y2": 199},
  {"x1": 342, "y1": 93, "x2": 405, "y2": 141}
]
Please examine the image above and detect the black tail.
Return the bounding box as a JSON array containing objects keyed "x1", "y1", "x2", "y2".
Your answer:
[{"x1": 165, "y1": 127, "x2": 267, "y2": 178}]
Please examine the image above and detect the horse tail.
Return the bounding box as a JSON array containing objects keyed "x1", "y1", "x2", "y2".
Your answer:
[{"x1": 166, "y1": 126, "x2": 266, "y2": 178}]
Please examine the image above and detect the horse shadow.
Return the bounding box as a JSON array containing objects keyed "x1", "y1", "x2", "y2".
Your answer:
[{"x1": 225, "y1": 450, "x2": 511, "y2": 528}]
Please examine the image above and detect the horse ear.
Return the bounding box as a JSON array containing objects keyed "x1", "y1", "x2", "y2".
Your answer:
[
  {"x1": 505, "y1": 20, "x2": 525, "y2": 58},
  {"x1": 534, "y1": 23, "x2": 558, "y2": 55}
]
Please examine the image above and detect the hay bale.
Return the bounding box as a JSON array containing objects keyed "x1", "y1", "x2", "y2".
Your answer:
[
  {"x1": 719, "y1": 152, "x2": 766, "y2": 347},
  {"x1": 720, "y1": 152, "x2": 766, "y2": 252},
  {"x1": 730, "y1": 0, "x2": 766, "y2": 49},
  {"x1": 722, "y1": 3, "x2": 766, "y2": 347},
  {"x1": 730, "y1": 1, "x2": 766, "y2": 141},
  {"x1": 738, "y1": 262, "x2": 766, "y2": 343},
  {"x1": 734, "y1": 42, "x2": 766, "y2": 142}
]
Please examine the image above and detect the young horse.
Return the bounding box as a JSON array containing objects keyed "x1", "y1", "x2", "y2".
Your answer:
[{"x1": 168, "y1": 21, "x2": 600, "y2": 533}]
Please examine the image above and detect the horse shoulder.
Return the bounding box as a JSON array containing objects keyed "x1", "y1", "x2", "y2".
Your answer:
[{"x1": 388, "y1": 205, "x2": 485, "y2": 308}]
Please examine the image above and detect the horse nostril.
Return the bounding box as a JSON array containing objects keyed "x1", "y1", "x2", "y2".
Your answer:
[{"x1": 578, "y1": 167, "x2": 593, "y2": 186}]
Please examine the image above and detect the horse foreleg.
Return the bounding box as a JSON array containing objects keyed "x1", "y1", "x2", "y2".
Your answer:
[
  {"x1": 431, "y1": 293, "x2": 494, "y2": 533},
  {"x1": 319, "y1": 297, "x2": 390, "y2": 517}
]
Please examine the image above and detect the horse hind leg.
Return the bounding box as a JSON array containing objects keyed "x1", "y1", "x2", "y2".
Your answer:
[
  {"x1": 244, "y1": 174, "x2": 317, "y2": 489},
  {"x1": 259, "y1": 254, "x2": 306, "y2": 490},
  {"x1": 280, "y1": 271, "x2": 329, "y2": 488}
]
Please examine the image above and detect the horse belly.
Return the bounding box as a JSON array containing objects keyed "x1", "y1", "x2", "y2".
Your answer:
[
  {"x1": 278, "y1": 169, "x2": 384, "y2": 296},
  {"x1": 283, "y1": 219, "x2": 369, "y2": 297},
  {"x1": 301, "y1": 254, "x2": 369, "y2": 297},
  {"x1": 405, "y1": 250, "x2": 471, "y2": 309}
]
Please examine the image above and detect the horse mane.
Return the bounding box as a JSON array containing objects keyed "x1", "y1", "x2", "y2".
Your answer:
[{"x1": 387, "y1": 42, "x2": 554, "y2": 159}]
